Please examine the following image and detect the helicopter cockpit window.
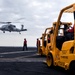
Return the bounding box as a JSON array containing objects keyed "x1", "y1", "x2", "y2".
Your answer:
[
  {"x1": 2, "y1": 25, "x2": 6, "y2": 28},
  {"x1": 13, "y1": 25, "x2": 16, "y2": 27}
]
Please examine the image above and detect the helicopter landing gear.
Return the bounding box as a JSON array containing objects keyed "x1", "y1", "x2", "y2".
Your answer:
[
  {"x1": 19, "y1": 32, "x2": 21, "y2": 34},
  {"x1": 3, "y1": 31, "x2": 5, "y2": 33}
]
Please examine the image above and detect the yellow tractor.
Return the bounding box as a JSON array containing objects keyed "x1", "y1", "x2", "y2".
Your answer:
[
  {"x1": 38, "y1": 27, "x2": 53, "y2": 56},
  {"x1": 46, "y1": 3, "x2": 75, "y2": 72}
]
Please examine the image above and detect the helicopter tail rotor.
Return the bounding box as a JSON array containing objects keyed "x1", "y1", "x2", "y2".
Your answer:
[{"x1": 21, "y1": 25, "x2": 24, "y2": 30}]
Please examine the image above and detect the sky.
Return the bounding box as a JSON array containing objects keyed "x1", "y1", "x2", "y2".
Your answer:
[{"x1": 0, "y1": 0, "x2": 75, "y2": 47}]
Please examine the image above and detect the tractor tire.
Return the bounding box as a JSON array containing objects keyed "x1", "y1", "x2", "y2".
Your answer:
[
  {"x1": 69, "y1": 62, "x2": 75, "y2": 75},
  {"x1": 46, "y1": 53, "x2": 53, "y2": 67}
]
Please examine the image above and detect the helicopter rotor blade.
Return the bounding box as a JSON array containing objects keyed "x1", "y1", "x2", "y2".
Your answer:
[{"x1": 0, "y1": 22, "x2": 12, "y2": 24}]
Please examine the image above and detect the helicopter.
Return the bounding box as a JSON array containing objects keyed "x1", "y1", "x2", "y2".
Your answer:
[{"x1": 0, "y1": 22, "x2": 27, "y2": 34}]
